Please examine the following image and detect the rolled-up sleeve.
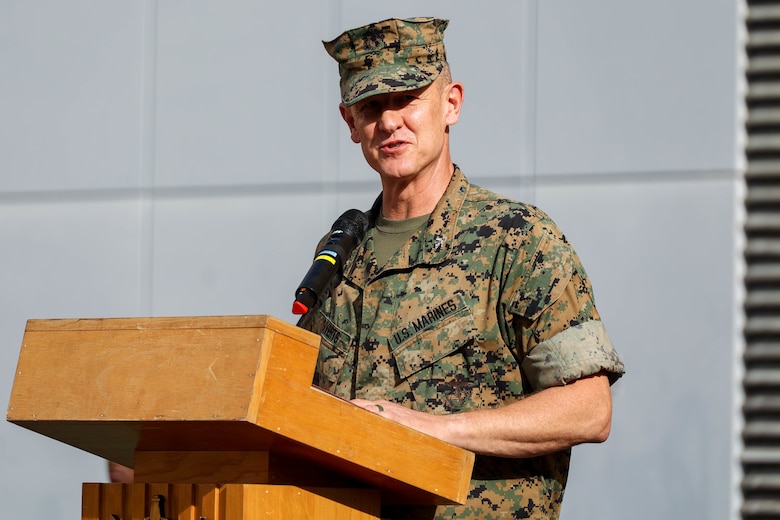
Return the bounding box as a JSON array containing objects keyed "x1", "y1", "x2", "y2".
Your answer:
[{"x1": 521, "y1": 320, "x2": 625, "y2": 390}]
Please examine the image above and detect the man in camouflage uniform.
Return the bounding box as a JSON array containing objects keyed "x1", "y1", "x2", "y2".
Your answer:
[{"x1": 307, "y1": 17, "x2": 625, "y2": 519}]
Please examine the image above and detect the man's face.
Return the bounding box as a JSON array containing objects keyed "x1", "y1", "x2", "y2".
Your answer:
[{"x1": 340, "y1": 78, "x2": 462, "y2": 182}]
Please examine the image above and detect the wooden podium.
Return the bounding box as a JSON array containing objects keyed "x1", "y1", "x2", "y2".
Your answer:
[{"x1": 6, "y1": 315, "x2": 474, "y2": 519}]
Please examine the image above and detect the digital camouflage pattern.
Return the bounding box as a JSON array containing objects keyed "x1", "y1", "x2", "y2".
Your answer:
[
  {"x1": 306, "y1": 169, "x2": 625, "y2": 519},
  {"x1": 323, "y1": 18, "x2": 448, "y2": 106}
]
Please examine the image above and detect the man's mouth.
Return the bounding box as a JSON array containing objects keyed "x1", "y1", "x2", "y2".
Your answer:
[{"x1": 381, "y1": 140, "x2": 406, "y2": 152}]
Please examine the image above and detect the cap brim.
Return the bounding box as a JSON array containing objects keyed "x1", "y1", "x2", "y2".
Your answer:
[{"x1": 342, "y1": 63, "x2": 443, "y2": 106}]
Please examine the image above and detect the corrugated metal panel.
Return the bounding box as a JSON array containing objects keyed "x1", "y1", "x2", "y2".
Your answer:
[{"x1": 743, "y1": 1, "x2": 780, "y2": 518}]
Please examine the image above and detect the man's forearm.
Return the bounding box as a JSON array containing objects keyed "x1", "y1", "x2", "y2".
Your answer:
[{"x1": 352, "y1": 372, "x2": 613, "y2": 458}]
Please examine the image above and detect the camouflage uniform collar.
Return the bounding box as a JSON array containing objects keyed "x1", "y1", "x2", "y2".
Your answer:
[
  {"x1": 357, "y1": 167, "x2": 467, "y2": 274},
  {"x1": 418, "y1": 166, "x2": 467, "y2": 264}
]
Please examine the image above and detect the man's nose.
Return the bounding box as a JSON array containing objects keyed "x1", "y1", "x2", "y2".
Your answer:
[{"x1": 377, "y1": 107, "x2": 403, "y2": 133}]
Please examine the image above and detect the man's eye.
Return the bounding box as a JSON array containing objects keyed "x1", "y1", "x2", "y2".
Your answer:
[
  {"x1": 360, "y1": 101, "x2": 381, "y2": 113},
  {"x1": 396, "y1": 95, "x2": 417, "y2": 107}
]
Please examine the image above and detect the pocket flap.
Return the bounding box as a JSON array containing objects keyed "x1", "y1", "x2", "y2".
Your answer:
[{"x1": 390, "y1": 296, "x2": 478, "y2": 379}]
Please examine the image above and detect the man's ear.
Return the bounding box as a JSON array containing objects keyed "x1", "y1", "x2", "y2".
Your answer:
[
  {"x1": 443, "y1": 82, "x2": 464, "y2": 127},
  {"x1": 339, "y1": 104, "x2": 361, "y2": 144}
]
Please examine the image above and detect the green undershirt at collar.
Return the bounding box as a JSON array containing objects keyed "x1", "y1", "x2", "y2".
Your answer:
[{"x1": 373, "y1": 212, "x2": 430, "y2": 268}]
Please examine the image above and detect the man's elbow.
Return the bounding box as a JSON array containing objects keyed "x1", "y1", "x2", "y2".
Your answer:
[
  {"x1": 586, "y1": 397, "x2": 613, "y2": 444},
  {"x1": 591, "y1": 414, "x2": 612, "y2": 444},
  {"x1": 581, "y1": 374, "x2": 612, "y2": 443}
]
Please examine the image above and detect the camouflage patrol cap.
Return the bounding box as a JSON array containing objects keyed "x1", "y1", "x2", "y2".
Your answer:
[{"x1": 323, "y1": 17, "x2": 449, "y2": 106}]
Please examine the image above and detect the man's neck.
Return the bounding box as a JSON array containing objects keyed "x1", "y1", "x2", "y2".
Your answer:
[{"x1": 380, "y1": 161, "x2": 455, "y2": 220}]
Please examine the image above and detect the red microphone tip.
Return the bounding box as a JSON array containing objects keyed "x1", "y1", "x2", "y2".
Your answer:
[{"x1": 292, "y1": 300, "x2": 309, "y2": 315}]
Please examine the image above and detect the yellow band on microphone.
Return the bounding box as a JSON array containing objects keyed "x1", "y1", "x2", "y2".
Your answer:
[{"x1": 315, "y1": 254, "x2": 337, "y2": 265}]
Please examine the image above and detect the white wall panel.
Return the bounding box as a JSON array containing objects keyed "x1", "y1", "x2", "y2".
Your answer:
[
  {"x1": 154, "y1": 1, "x2": 334, "y2": 188},
  {"x1": 0, "y1": 199, "x2": 143, "y2": 319},
  {"x1": 0, "y1": 1, "x2": 146, "y2": 192},
  {"x1": 536, "y1": 0, "x2": 739, "y2": 176},
  {"x1": 151, "y1": 192, "x2": 348, "y2": 320}
]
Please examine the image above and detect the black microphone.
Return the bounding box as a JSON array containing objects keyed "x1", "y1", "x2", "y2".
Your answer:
[{"x1": 292, "y1": 209, "x2": 369, "y2": 317}]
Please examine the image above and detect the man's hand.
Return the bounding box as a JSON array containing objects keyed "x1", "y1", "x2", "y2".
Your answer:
[{"x1": 351, "y1": 398, "x2": 438, "y2": 432}]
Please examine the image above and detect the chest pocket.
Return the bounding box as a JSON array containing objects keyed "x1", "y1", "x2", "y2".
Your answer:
[
  {"x1": 390, "y1": 295, "x2": 474, "y2": 376},
  {"x1": 389, "y1": 295, "x2": 506, "y2": 413}
]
